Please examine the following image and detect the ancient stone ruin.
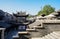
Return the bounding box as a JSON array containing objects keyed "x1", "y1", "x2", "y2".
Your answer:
[{"x1": 0, "y1": 10, "x2": 60, "y2": 39}]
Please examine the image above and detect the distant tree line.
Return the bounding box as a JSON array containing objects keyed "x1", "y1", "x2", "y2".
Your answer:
[{"x1": 37, "y1": 5, "x2": 55, "y2": 16}]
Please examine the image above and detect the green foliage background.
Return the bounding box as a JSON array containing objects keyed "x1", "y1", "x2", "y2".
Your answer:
[{"x1": 37, "y1": 5, "x2": 55, "y2": 16}]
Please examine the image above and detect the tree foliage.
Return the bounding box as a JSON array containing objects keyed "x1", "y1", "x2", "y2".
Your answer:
[{"x1": 37, "y1": 5, "x2": 55, "y2": 16}]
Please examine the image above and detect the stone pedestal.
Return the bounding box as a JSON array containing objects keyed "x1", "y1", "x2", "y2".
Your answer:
[{"x1": 0, "y1": 28, "x2": 5, "y2": 39}]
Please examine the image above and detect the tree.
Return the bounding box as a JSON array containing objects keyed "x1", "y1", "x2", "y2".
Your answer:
[{"x1": 37, "y1": 5, "x2": 55, "y2": 16}]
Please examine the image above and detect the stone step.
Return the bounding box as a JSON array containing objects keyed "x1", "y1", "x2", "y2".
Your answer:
[
  {"x1": 29, "y1": 31, "x2": 60, "y2": 39},
  {"x1": 49, "y1": 33, "x2": 57, "y2": 39},
  {"x1": 53, "y1": 31, "x2": 60, "y2": 35},
  {"x1": 50, "y1": 33, "x2": 56, "y2": 39},
  {"x1": 31, "y1": 37, "x2": 41, "y2": 39},
  {"x1": 44, "y1": 35, "x2": 50, "y2": 39},
  {"x1": 52, "y1": 32, "x2": 60, "y2": 39},
  {"x1": 26, "y1": 29, "x2": 36, "y2": 31},
  {"x1": 32, "y1": 26, "x2": 43, "y2": 29},
  {"x1": 13, "y1": 35, "x2": 19, "y2": 39},
  {"x1": 46, "y1": 34, "x2": 52, "y2": 39},
  {"x1": 41, "y1": 31, "x2": 60, "y2": 39},
  {"x1": 18, "y1": 31, "x2": 29, "y2": 35},
  {"x1": 44, "y1": 32, "x2": 58, "y2": 39},
  {"x1": 42, "y1": 37, "x2": 46, "y2": 39},
  {"x1": 18, "y1": 31, "x2": 30, "y2": 39}
]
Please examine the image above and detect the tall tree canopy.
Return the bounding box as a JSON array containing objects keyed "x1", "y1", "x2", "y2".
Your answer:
[{"x1": 37, "y1": 5, "x2": 55, "y2": 16}]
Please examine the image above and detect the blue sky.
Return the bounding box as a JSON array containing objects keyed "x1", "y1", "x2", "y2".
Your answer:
[{"x1": 0, "y1": 0, "x2": 60, "y2": 15}]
